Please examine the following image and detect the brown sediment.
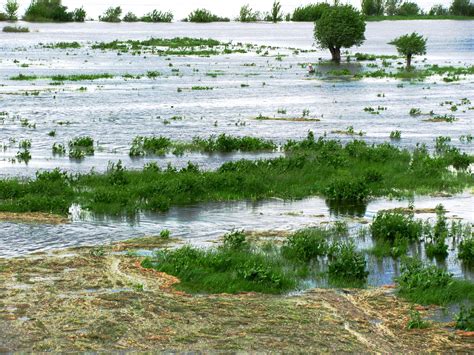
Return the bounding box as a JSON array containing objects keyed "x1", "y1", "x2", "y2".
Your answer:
[
  {"x1": 0, "y1": 212, "x2": 68, "y2": 224},
  {"x1": 0, "y1": 241, "x2": 472, "y2": 352}
]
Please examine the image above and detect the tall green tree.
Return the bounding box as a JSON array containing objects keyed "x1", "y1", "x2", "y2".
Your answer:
[
  {"x1": 384, "y1": 0, "x2": 402, "y2": 15},
  {"x1": 314, "y1": 5, "x2": 366, "y2": 63},
  {"x1": 270, "y1": 0, "x2": 283, "y2": 22},
  {"x1": 361, "y1": 0, "x2": 385, "y2": 16},
  {"x1": 450, "y1": 0, "x2": 474, "y2": 15},
  {"x1": 389, "y1": 32, "x2": 427, "y2": 69},
  {"x1": 5, "y1": 0, "x2": 19, "y2": 20}
]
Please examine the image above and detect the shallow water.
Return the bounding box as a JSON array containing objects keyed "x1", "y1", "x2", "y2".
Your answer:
[
  {"x1": 1, "y1": 193, "x2": 473, "y2": 286},
  {"x1": 0, "y1": 21, "x2": 473, "y2": 287},
  {"x1": 0, "y1": 21, "x2": 473, "y2": 177}
]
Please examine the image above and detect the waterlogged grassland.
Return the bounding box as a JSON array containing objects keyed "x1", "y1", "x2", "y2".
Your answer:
[{"x1": 0, "y1": 136, "x2": 472, "y2": 216}]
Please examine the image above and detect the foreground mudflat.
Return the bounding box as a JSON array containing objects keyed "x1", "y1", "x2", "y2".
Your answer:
[{"x1": 0, "y1": 239, "x2": 472, "y2": 352}]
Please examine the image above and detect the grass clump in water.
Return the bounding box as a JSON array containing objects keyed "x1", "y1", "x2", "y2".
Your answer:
[
  {"x1": 186, "y1": 8, "x2": 229, "y2": 23},
  {"x1": 0, "y1": 135, "x2": 472, "y2": 216},
  {"x1": 396, "y1": 257, "x2": 474, "y2": 305},
  {"x1": 458, "y1": 237, "x2": 474, "y2": 264},
  {"x1": 142, "y1": 231, "x2": 298, "y2": 294},
  {"x1": 3, "y1": 26, "x2": 29, "y2": 33},
  {"x1": 68, "y1": 136, "x2": 94, "y2": 159},
  {"x1": 455, "y1": 306, "x2": 474, "y2": 331},
  {"x1": 327, "y1": 241, "x2": 369, "y2": 285},
  {"x1": 42, "y1": 41, "x2": 81, "y2": 49}
]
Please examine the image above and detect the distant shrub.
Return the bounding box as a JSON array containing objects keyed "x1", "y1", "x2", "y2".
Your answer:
[
  {"x1": 5, "y1": 0, "x2": 20, "y2": 20},
  {"x1": 187, "y1": 8, "x2": 229, "y2": 22},
  {"x1": 237, "y1": 4, "x2": 261, "y2": 22},
  {"x1": 100, "y1": 6, "x2": 122, "y2": 23},
  {"x1": 141, "y1": 9, "x2": 173, "y2": 23},
  {"x1": 122, "y1": 11, "x2": 138, "y2": 22},
  {"x1": 428, "y1": 4, "x2": 449, "y2": 15},
  {"x1": 361, "y1": 0, "x2": 384, "y2": 16},
  {"x1": 291, "y1": 3, "x2": 330, "y2": 21},
  {"x1": 396, "y1": 1, "x2": 421, "y2": 15},
  {"x1": 23, "y1": 0, "x2": 84, "y2": 22}
]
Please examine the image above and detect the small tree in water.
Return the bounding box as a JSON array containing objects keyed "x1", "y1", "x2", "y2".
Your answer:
[
  {"x1": 389, "y1": 32, "x2": 427, "y2": 69},
  {"x1": 270, "y1": 0, "x2": 283, "y2": 22},
  {"x1": 5, "y1": 0, "x2": 19, "y2": 20},
  {"x1": 313, "y1": 5, "x2": 366, "y2": 63}
]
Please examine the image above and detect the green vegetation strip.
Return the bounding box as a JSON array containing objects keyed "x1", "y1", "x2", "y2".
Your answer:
[{"x1": 0, "y1": 134, "x2": 472, "y2": 216}]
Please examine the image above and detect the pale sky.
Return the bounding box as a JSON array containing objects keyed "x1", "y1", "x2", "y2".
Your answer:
[{"x1": 12, "y1": 0, "x2": 454, "y2": 20}]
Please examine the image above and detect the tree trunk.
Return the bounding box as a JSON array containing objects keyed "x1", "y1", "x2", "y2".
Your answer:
[
  {"x1": 329, "y1": 47, "x2": 341, "y2": 63},
  {"x1": 406, "y1": 54, "x2": 412, "y2": 69}
]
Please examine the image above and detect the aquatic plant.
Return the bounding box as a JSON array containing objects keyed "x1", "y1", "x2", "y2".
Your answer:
[
  {"x1": 281, "y1": 228, "x2": 329, "y2": 261},
  {"x1": 52, "y1": 142, "x2": 65, "y2": 155},
  {"x1": 141, "y1": 243, "x2": 297, "y2": 294},
  {"x1": 268, "y1": 1, "x2": 283, "y2": 23},
  {"x1": 371, "y1": 211, "x2": 423, "y2": 243},
  {"x1": 455, "y1": 306, "x2": 474, "y2": 331},
  {"x1": 122, "y1": 12, "x2": 138, "y2": 22},
  {"x1": 0, "y1": 136, "x2": 472, "y2": 216},
  {"x1": 425, "y1": 204, "x2": 449, "y2": 259},
  {"x1": 43, "y1": 41, "x2": 81, "y2": 49},
  {"x1": 396, "y1": 258, "x2": 474, "y2": 305},
  {"x1": 68, "y1": 136, "x2": 94, "y2": 159},
  {"x1": 458, "y1": 237, "x2": 474, "y2": 264},
  {"x1": 390, "y1": 130, "x2": 401, "y2": 140},
  {"x1": 327, "y1": 241, "x2": 369, "y2": 283}
]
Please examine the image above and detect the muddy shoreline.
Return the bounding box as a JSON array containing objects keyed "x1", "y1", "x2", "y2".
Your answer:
[{"x1": 1, "y1": 237, "x2": 473, "y2": 352}]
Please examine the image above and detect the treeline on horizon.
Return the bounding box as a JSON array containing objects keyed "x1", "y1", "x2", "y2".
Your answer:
[{"x1": 0, "y1": 0, "x2": 473, "y2": 23}]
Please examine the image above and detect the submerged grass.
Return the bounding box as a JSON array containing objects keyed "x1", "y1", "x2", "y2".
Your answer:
[
  {"x1": 0, "y1": 134, "x2": 472, "y2": 215},
  {"x1": 142, "y1": 228, "x2": 367, "y2": 294},
  {"x1": 396, "y1": 258, "x2": 474, "y2": 305}
]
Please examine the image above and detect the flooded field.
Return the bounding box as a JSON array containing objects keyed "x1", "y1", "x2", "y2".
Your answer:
[{"x1": 0, "y1": 17, "x2": 474, "y2": 351}]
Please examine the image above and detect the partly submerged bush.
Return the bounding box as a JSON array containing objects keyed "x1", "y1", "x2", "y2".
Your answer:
[
  {"x1": 99, "y1": 6, "x2": 122, "y2": 22},
  {"x1": 122, "y1": 11, "x2": 138, "y2": 22},
  {"x1": 371, "y1": 211, "x2": 422, "y2": 243},
  {"x1": 142, "y1": 245, "x2": 297, "y2": 294},
  {"x1": 237, "y1": 4, "x2": 261, "y2": 22},
  {"x1": 3, "y1": 25, "x2": 29, "y2": 32},
  {"x1": 455, "y1": 306, "x2": 474, "y2": 331},
  {"x1": 281, "y1": 228, "x2": 329, "y2": 261},
  {"x1": 396, "y1": 258, "x2": 474, "y2": 305},
  {"x1": 186, "y1": 8, "x2": 229, "y2": 22},
  {"x1": 459, "y1": 237, "x2": 474, "y2": 264},
  {"x1": 141, "y1": 10, "x2": 173, "y2": 23},
  {"x1": 23, "y1": 0, "x2": 84, "y2": 22},
  {"x1": 328, "y1": 241, "x2": 368, "y2": 283}
]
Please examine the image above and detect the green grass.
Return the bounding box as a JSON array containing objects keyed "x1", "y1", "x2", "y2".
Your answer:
[
  {"x1": 42, "y1": 42, "x2": 81, "y2": 49},
  {"x1": 3, "y1": 26, "x2": 29, "y2": 33},
  {"x1": 141, "y1": 228, "x2": 368, "y2": 294},
  {"x1": 0, "y1": 134, "x2": 472, "y2": 216},
  {"x1": 396, "y1": 258, "x2": 474, "y2": 305},
  {"x1": 129, "y1": 134, "x2": 277, "y2": 156},
  {"x1": 10, "y1": 73, "x2": 114, "y2": 81}
]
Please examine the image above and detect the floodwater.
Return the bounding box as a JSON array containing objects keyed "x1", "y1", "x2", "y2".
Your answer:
[{"x1": 0, "y1": 21, "x2": 473, "y2": 286}]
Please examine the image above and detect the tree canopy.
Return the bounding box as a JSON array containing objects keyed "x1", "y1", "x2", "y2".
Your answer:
[
  {"x1": 314, "y1": 5, "x2": 366, "y2": 62},
  {"x1": 389, "y1": 32, "x2": 427, "y2": 68}
]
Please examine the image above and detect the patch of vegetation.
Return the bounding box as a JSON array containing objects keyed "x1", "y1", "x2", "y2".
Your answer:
[
  {"x1": 99, "y1": 6, "x2": 122, "y2": 23},
  {"x1": 237, "y1": 4, "x2": 261, "y2": 22},
  {"x1": 327, "y1": 241, "x2": 369, "y2": 285},
  {"x1": 141, "y1": 10, "x2": 173, "y2": 23},
  {"x1": 396, "y1": 258, "x2": 474, "y2": 305},
  {"x1": 23, "y1": 0, "x2": 85, "y2": 22},
  {"x1": 389, "y1": 32, "x2": 427, "y2": 69},
  {"x1": 390, "y1": 130, "x2": 401, "y2": 140},
  {"x1": 129, "y1": 134, "x2": 276, "y2": 156},
  {"x1": 186, "y1": 8, "x2": 229, "y2": 23},
  {"x1": 3, "y1": 25, "x2": 29, "y2": 32},
  {"x1": 0, "y1": 135, "x2": 472, "y2": 215},
  {"x1": 291, "y1": 3, "x2": 330, "y2": 21},
  {"x1": 458, "y1": 237, "x2": 474, "y2": 264},
  {"x1": 68, "y1": 136, "x2": 94, "y2": 159},
  {"x1": 455, "y1": 306, "x2": 474, "y2": 331},
  {"x1": 42, "y1": 41, "x2": 81, "y2": 49},
  {"x1": 406, "y1": 308, "x2": 430, "y2": 329}
]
